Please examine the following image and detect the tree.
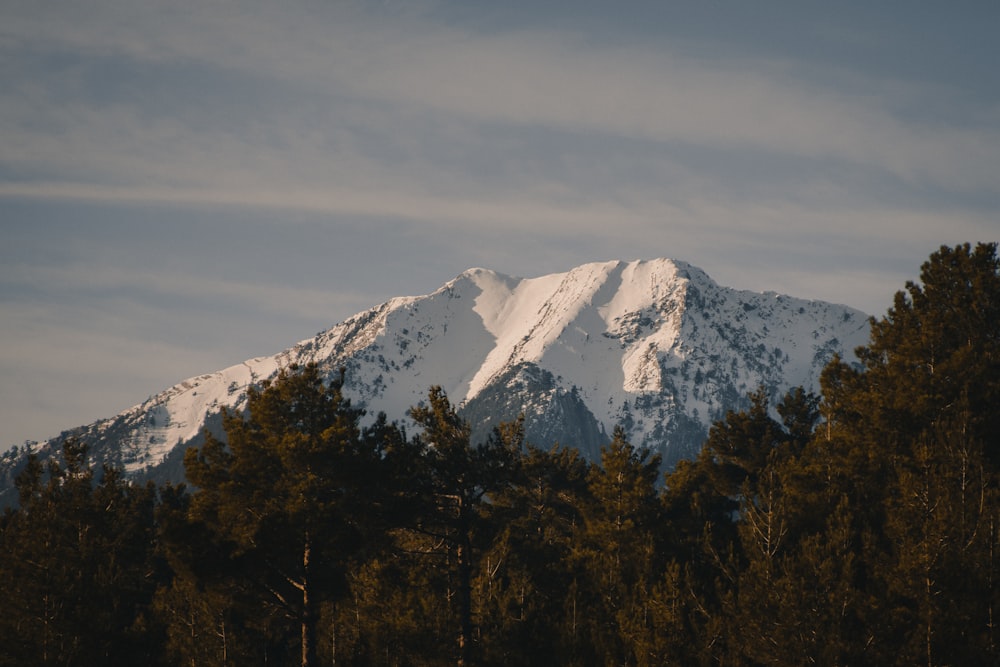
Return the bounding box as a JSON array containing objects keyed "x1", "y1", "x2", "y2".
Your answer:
[
  {"x1": 658, "y1": 386, "x2": 826, "y2": 665},
  {"x1": 477, "y1": 444, "x2": 591, "y2": 666},
  {"x1": 0, "y1": 439, "x2": 163, "y2": 666},
  {"x1": 407, "y1": 387, "x2": 521, "y2": 667},
  {"x1": 581, "y1": 426, "x2": 663, "y2": 665},
  {"x1": 816, "y1": 243, "x2": 1000, "y2": 663},
  {"x1": 178, "y1": 363, "x2": 393, "y2": 667}
]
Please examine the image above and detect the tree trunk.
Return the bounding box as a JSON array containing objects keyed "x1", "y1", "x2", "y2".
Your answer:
[
  {"x1": 456, "y1": 506, "x2": 473, "y2": 667},
  {"x1": 302, "y1": 533, "x2": 317, "y2": 667}
]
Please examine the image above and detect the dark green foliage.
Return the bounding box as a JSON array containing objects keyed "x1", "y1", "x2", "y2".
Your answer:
[
  {"x1": 815, "y1": 242, "x2": 1000, "y2": 665},
  {"x1": 161, "y1": 362, "x2": 403, "y2": 666},
  {"x1": 1, "y1": 243, "x2": 998, "y2": 666},
  {"x1": 583, "y1": 428, "x2": 664, "y2": 666},
  {"x1": 0, "y1": 439, "x2": 163, "y2": 667},
  {"x1": 477, "y1": 444, "x2": 591, "y2": 665},
  {"x1": 406, "y1": 387, "x2": 522, "y2": 667}
]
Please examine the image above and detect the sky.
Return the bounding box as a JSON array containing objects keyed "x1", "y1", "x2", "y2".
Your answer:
[{"x1": 1, "y1": 1, "x2": 998, "y2": 450}]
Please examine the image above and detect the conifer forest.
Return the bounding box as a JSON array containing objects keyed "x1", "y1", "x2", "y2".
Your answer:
[{"x1": 1, "y1": 242, "x2": 998, "y2": 666}]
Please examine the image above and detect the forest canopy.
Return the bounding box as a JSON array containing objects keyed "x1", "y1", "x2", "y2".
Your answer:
[{"x1": 1, "y1": 242, "x2": 998, "y2": 666}]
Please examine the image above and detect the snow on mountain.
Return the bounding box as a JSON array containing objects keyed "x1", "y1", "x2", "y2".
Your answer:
[{"x1": 0, "y1": 258, "x2": 870, "y2": 500}]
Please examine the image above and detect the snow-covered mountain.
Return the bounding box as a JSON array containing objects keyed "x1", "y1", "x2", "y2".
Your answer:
[{"x1": 0, "y1": 259, "x2": 870, "y2": 502}]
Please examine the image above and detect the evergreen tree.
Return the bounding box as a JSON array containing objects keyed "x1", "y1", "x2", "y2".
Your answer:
[
  {"x1": 0, "y1": 439, "x2": 163, "y2": 666},
  {"x1": 816, "y1": 242, "x2": 1000, "y2": 663},
  {"x1": 476, "y1": 444, "x2": 591, "y2": 666},
  {"x1": 407, "y1": 387, "x2": 521, "y2": 667},
  {"x1": 581, "y1": 426, "x2": 663, "y2": 665},
  {"x1": 658, "y1": 387, "x2": 823, "y2": 665},
  {"x1": 176, "y1": 363, "x2": 394, "y2": 667}
]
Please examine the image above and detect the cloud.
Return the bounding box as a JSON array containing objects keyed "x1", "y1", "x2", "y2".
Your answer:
[
  {"x1": 339, "y1": 29, "x2": 997, "y2": 188},
  {"x1": 3, "y1": 0, "x2": 997, "y2": 209},
  {"x1": 1, "y1": 260, "x2": 373, "y2": 324}
]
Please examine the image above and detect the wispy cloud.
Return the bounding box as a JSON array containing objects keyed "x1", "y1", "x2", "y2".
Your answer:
[
  {"x1": 3, "y1": 1, "x2": 996, "y2": 211},
  {"x1": 0, "y1": 260, "x2": 374, "y2": 324}
]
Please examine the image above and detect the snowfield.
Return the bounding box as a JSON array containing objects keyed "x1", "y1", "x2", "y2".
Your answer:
[{"x1": 2, "y1": 258, "x2": 869, "y2": 485}]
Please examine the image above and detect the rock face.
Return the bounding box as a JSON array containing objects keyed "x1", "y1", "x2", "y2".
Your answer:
[{"x1": 0, "y1": 259, "x2": 870, "y2": 502}]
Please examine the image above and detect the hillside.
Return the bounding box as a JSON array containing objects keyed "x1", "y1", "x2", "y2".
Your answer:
[{"x1": 0, "y1": 258, "x2": 869, "y2": 499}]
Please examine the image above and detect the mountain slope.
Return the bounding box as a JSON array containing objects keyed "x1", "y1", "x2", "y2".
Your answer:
[{"x1": 0, "y1": 259, "x2": 870, "y2": 501}]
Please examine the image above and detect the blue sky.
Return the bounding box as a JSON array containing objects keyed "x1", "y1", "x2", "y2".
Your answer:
[{"x1": 1, "y1": 1, "x2": 998, "y2": 449}]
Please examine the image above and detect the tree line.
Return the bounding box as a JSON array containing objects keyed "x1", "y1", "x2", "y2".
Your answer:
[{"x1": 1, "y1": 242, "x2": 998, "y2": 666}]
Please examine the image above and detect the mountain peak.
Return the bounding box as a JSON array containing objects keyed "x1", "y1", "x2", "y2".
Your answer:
[{"x1": 0, "y1": 259, "x2": 869, "y2": 501}]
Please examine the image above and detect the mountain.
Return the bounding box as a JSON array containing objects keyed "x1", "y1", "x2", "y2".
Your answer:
[{"x1": 0, "y1": 259, "x2": 870, "y2": 502}]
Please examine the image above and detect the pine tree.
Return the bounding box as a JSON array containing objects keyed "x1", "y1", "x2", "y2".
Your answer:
[
  {"x1": 476, "y1": 444, "x2": 591, "y2": 666},
  {"x1": 580, "y1": 426, "x2": 663, "y2": 665},
  {"x1": 177, "y1": 363, "x2": 393, "y2": 667},
  {"x1": 815, "y1": 243, "x2": 1000, "y2": 663},
  {"x1": 656, "y1": 387, "x2": 825, "y2": 665},
  {"x1": 0, "y1": 439, "x2": 163, "y2": 666},
  {"x1": 407, "y1": 386, "x2": 521, "y2": 667}
]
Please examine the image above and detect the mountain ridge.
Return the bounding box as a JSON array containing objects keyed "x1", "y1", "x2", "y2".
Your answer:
[{"x1": 0, "y1": 258, "x2": 870, "y2": 500}]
